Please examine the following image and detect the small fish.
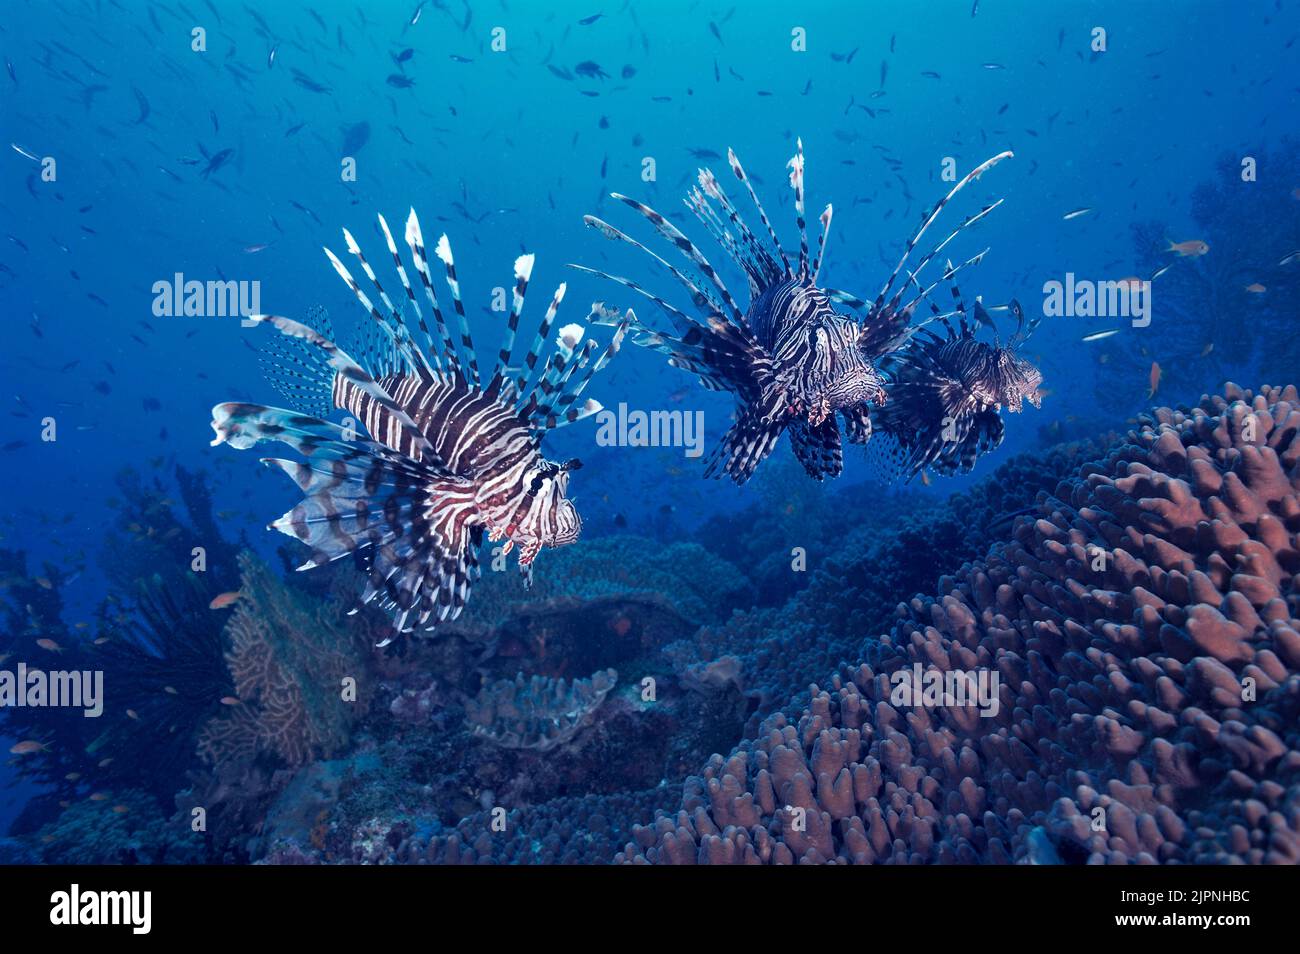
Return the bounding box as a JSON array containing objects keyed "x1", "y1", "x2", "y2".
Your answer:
[
  {"x1": 112, "y1": 805, "x2": 130, "y2": 814},
  {"x1": 268, "y1": 45, "x2": 277, "y2": 69},
  {"x1": 1166, "y1": 239, "x2": 1209, "y2": 257},
  {"x1": 209, "y1": 591, "x2": 241, "y2": 609},
  {"x1": 387, "y1": 73, "x2": 415, "y2": 88},
  {"x1": 9, "y1": 740, "x2": 47, "y2": 755},
  {"x1": 220, "y1": 696, "x2": 242, "y2": 706},
  {"x1": 1081, "y1": 329, "x2": 1120, "y2": 342},
  {"x1": 88, "y1": 792, "x2": 109, "y2": 802},
  {"x1": 1200, "y1": 342, "x2": 1214, "y2": 356},
  {"x1": 1148, "y1": 361, "x2": 1162, "y2": 399},
  {"x1": 35, "y1": 638, "x2": 63, "y2": 653},
  {"x1": 126, "y1": 708, "x2": 139, "y2": 720},
  {"x1": 1278, "y1": 250, "x2": 1300, "y2": 266},
  {"x1": 35, "y1": 576, "x2": 53, "y2": 589},
  {"x1": 982, "y1": 62, "x2": 1005, "y2": 70},
  {"x1": 578, "y1": 13, "x2": 604, "y2": 25},
  {"x1": 1244, "y1": 282, "x2": 1266, "y2": 294},
  {"x1": 1062, "y1": 207, "x2": 1092, "y2": 220},
  {"x1": 575, "y1": 60, "x2": 610, "y2": 80}
]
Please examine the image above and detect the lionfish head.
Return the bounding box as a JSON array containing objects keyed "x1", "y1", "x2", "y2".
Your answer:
[
  {"x1": 978, "y1": 347, "x2": 1043, "y2": 413},
  {"x1": 808, "y1": 311, "x2": 889, "y2": 412},
  {"x1": 518, "y1": 457, "x2": 583, "y2": 550}
]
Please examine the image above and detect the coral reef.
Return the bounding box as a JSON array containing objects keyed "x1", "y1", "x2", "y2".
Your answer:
[
  {"x1": 466, "y1": 669, "x2": 618, "y2": 751},
  {"x1": 32, "y1": 789, "x2": 205, "y2": 865},
  {"x1": 617, "y1": 384, "x2": 1300, "y2": 864},
  {"x1": 197, "y1": 553, "x2": 372, "y2": 769}
]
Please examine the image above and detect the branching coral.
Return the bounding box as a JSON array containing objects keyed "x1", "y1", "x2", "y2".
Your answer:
[
  {"x1": 619, "y1": 383, "x2": 1300, "y2": 864},
  {"x1": 465, "y1": 669, "x2": 618, "y2": 751},
  {"x1": 197, "y1": 552, "x2": 371, "y2": 770}
]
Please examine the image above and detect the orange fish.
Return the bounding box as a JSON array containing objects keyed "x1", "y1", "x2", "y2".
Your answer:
[
  {"x1": 88, "y1": 792, "x2": 109, "y2": 802},
  {"x1": 208, "y1": 591, "x2": 241, "y2": 610},
  {"x1": 9, "y1": 740, "x2": 48, "y2": 755},
  {"x1": 1148, "y1": 361, "x2": 1162, "y2": 399},
  {"x1": 111, "y1": 805, "x2": 130, "y2": 814},
  {"x1": 920, "y1": 471, "x2": 932, "y2": 486},
  {"x1": 220, "y1": 696, "x2": 241, "y2": 705},
  {"x1": 1166, "y1": 239, "x2": 1209, "y2": 257},
  {"x1": 35, "y1": 638, "x2": 63, "y2": 653},
  {"x1": 1244, "y1": 283, "x2": 1266, "y2": 294}
]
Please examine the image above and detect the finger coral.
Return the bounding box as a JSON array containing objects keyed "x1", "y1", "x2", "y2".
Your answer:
[{"x1": 619, "y1": 383, "x2": 1300, "y2": 864}]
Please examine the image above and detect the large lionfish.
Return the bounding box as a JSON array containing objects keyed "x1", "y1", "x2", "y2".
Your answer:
[
  {"x1": 210, "y1": 209, "x2": 629, "y2": 636},
  {"x1": 572, "y1": 139, "x2": 1041, "y2": 484}
]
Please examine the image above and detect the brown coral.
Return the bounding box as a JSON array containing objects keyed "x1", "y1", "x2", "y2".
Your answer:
[
  {"x1": 619, "y1": 384, "x2": 1300, "y2": 864},
  {"x1": 197, "y1": 553, "x2": 370, "y2": 769}
]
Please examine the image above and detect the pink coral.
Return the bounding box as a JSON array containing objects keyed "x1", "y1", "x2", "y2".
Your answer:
[{"x1": 619, "y1": 384, "x2": 1300, "y2": 864}]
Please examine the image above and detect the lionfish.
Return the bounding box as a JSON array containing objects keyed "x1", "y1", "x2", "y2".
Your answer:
[
  {"x1": 209, "y1": 209, "x2": 629, "y2": 636},
  {"x1": 572, "y1": 139, "x2": 1039, "y2": 483},
  {"x1": 871, "y1": 297, "x2": 1043, "y2": 480}
]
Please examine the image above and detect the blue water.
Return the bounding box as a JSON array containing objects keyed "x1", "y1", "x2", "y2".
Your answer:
[{"x1": 1, "y1": 0, "x2": 1296, "y2": 843}]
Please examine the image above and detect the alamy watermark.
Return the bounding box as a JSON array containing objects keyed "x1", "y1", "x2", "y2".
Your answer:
[
  {"x1": 0, "y1": 663, "x2": 103, "y2": 717},
  {"x1": 1043, "y1": 272, "x2": 1150, "y2": 328},
  {"x1": 595, "y1": 402, "x2": 705, "y2": 458},
  {"x1": 151, "y1": 273, "x2": 261, "y2": 325},
  {"x1": 890, "y1": 663, "x2": 1000, "y2": 717}
]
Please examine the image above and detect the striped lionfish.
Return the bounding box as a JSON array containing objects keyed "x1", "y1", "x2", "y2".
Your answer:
[
  {"x1": 871, "y1": 297, "x2": 1043, "y2": 480},
  {"x1": 209, "y1": 209, "x2": 629, "y2": 636},
  {"x1": 572, "y1": 139, "x2": 1039, "y2": 484}
]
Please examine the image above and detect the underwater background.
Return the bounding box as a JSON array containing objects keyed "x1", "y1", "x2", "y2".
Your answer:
[{"x1": 1, "y1": 0, "x2": 1298, "y2": 864}]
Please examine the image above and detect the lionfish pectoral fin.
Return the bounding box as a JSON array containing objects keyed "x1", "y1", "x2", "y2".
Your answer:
[
  {"x1": 703, "y1": 408, "x2": 784, "y2": 485},
  {"x1": 788, "y1": 414, "x2": 843, "y2": 481}
]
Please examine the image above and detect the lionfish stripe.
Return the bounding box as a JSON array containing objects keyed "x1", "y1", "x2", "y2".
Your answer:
[
  {"x1": 609, "y1": 192, "x2": 745, "y2": 323},
  {"x1": 873, "y1": 150, "x2": 1013, "y2": 314},
  {"x1": 378, "y1": 212, "x2": 443, "y2": 377},
  {"x1": 404, "y1": 208, "x2": 464, "y2": 383},
  {"x1": 515, "y1": 282, "x2": 566, "y2": 403},
  {"x1": 811, "y1": 203, "x2": 833, "y2": 283},
  {"x1": 788, "y1": 138, "x2": 809, "y2": 279},
  {"x1": 323, "y1": 244, "x2": 425, "y2": 377},
  {"x1": 582, "y1": 214, "x2": 720, "y2": 316},
  {"x1": 246, "y1": 315, "x2": 437, "y2": 459},
  {"x1": 889, "y1": 199, "x2": 1004, "y2": 312},
  {"x1": 490, "y1": 253, "x2": 533, "y2": 394},
  {"x1": 564, "y1": 264, "x2": 694, "y2": 330},
  {"x1": 727, "y1": 146, "x2": 793, "y2": 277},
  {"x1": 433, "y1": 234, "x2": 479, "y2": 386}
]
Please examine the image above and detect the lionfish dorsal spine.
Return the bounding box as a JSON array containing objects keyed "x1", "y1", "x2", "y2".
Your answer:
[
  {"x1": 433, "y1": 233, "x2": 480, "y2": 387},
  {"x1": 787, "y1": 137, "x2": 810, "y2": 280},
  {"x1": 376, "y1": 212, "x2": 444, "y2": 379},
  {"x1": 727, "y1": 146, "x2": 793, "y2": 279},
  {"x1": 609, "y1": 191, "x2": 745, "y2": 324},
  {"x1": 403, "y1": 208, "x2": 465, "y2": 385}
]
